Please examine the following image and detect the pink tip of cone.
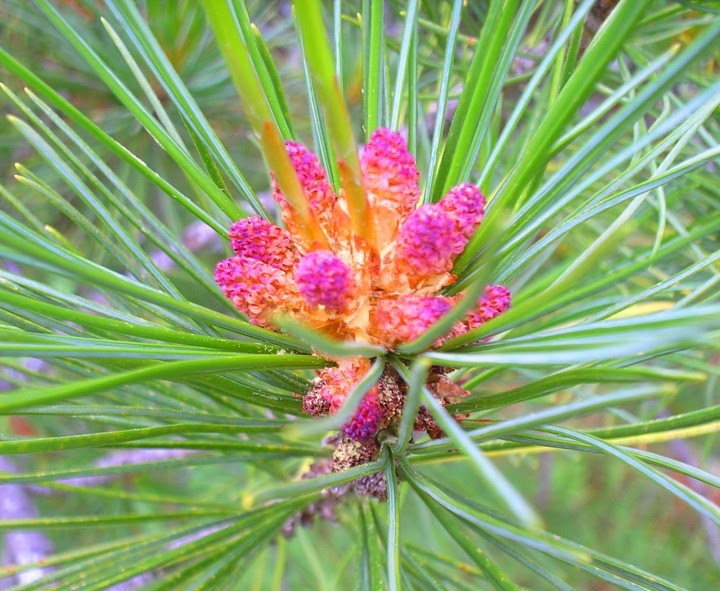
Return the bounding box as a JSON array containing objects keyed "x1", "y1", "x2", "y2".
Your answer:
[
  {"x1": 361, "y1": 129, "x2": 420, "y2": 204},
  {"x1": 214, "y1": 256, "x2": 295, "y2": 327},
  {"x1": 278, "y1": 141, "x2": 336, "y2": 212},
  {"x1": 228, "y1": 217, "x2": 299, "y2": 272},
  {"x1": 464, "y1": 284, "x2": 511, "y2": 330},
  {"x1": 295, "y1": 250, "x2": 355, "y2": 313},
  {"x1": 395, "y1": 205, "x2": 458, "y2": 279},
  {"x1": 439, "y1": 183, "x2": 486, "y2": 253},
  {"x1": 370, "y1": 295, "x2": 453, "y2": 346},
  {"x1": 342, "y1": 390, "x2": 382, "y2": 442}
]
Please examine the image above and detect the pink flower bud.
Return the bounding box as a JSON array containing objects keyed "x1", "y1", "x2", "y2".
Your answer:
[
  {"x1": 229, "y1": 216, "x2": 299, "y2": 272},
  {"x1": 272, "y1": 141, "x2": 346, "y2": 250},
  {"x1": 342, "y1": 390, "x2": 382, "y2": 442},
  {"x1": 394, "y1": 204, "x2": 458, "y2": 281},
  {"x1": 311, "y1": 358, "x2": 373, "y2": 412},
  {"x1": 361, "y1": 128, "x2": 420, "y2": 246},
  {"x1": 295, "y1": 250, "x2": 355, "y2": 313},
  {"x1": 370, "y1": 295, "x2": 453, "y2": 346},
  {"x1": 283, "y1": 142, "x2": 336, "y2": 211},
  {"x1": 214, "y1": 256, "x2": 297, "y2": 327},
  {"x1": 439, "y1": 183, "x2": 486, "y2": 253},
  {"x1": 464, "y1": 284, "x2": 511, "y2": 331}
]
